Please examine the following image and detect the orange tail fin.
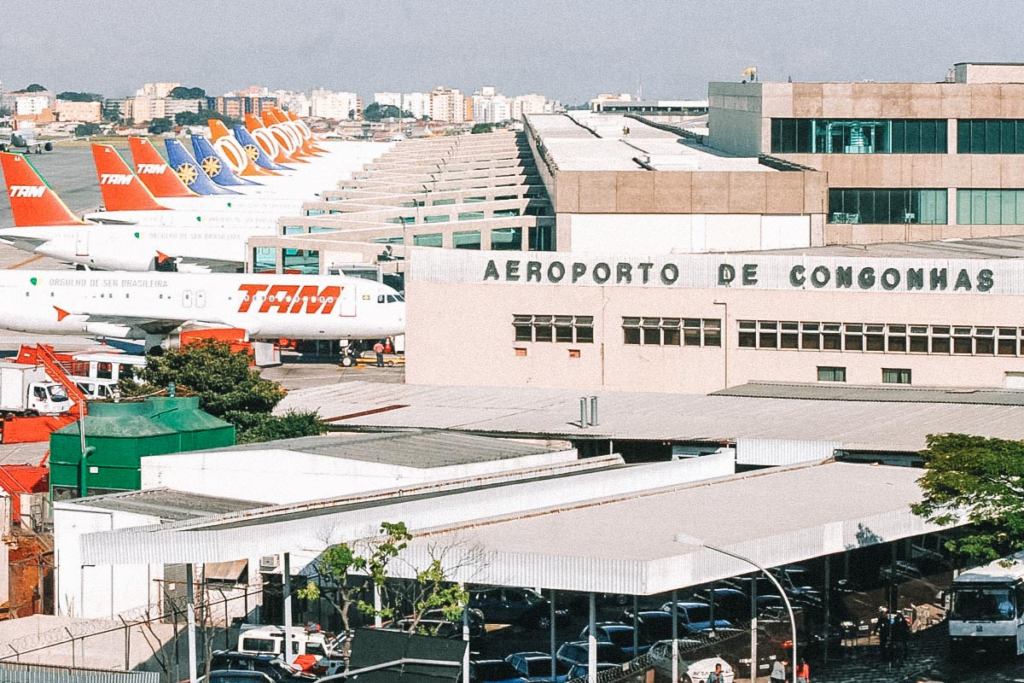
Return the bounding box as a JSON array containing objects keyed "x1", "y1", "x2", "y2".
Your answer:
[
  {"x1": 128, "y1": 137, "x2": 197, "y2": 198},
  {"x1": 0, "y1": 153, "x2": 87, "y2": 226},
  {"x1": 91, "y1": 144, "x2": 169, "y2": 212},
  {"x1": 207, "y1": 120, "x2": 273, "y2": 176}
]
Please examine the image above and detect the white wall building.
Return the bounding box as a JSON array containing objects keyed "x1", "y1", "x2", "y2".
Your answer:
[
  {"x1": 15, "y1": 95, "x2": 49, "y2": 116},
  {"x1": 430, "y1": 86, "x2": 466, "y2": 123},
  {"x1": 402, "y1": 92, "x2": 431, "y2": 120},
  {"x1": 272, "y1": 90, "x2": 311, "y2": 117},
  {"x1": 374, "y1": 92, "x2": 403, "y2": 108},
  {"x1": 512, "y1": 93, "x2": 552, "y2": 120},
  {"x1": 135, "y1": 82, "x2": 180, "y2": 98},
  {"x1": 311, "y1": 88, "x2": 360, "y2": 120}
]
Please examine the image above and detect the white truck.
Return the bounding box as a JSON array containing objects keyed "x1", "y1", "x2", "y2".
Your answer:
[{"x1": 0, "y1": 362, "x2": 73, "y2": 415}]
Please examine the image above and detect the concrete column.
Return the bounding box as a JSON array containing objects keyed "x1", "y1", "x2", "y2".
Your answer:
[
  {"x1": 671, "y1": 590, "x2": 679, "y2": 683},
  {"x1": 283, "y1": 553, "x2": 294, "y2": 666},
  {"x1": 823, "y1": 555, "x2": 831, "y2": 668},
  {"x1": 186, "y1": 564, "x2": 197, "y2": 683},
  {"x1": 374, "y1": 584, "x2": 383, "y2": 628},
  {"x1": 550, "y1": 591, "x2": 558, "y2": 682},
  {"x1": 462, "y1": 585, "x2": 470, "y2": 683},
  {"x1": 750, "y1": 577, "x2": 758, "y2": 683},
  {"x1": 588, "y1": 593, "x2": 597, "y2": 683}
]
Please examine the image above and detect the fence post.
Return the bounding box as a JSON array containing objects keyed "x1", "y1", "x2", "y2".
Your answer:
[{"x1": 119, "y1": 615, "x2": 131, "y2": 671}]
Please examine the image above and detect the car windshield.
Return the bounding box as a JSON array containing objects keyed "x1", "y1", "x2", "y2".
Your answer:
[
  {"x1": 477, "y1": 662, "x2": 521, "y2": 681},
  {"x1": 641, "y1": 617, "x2": 675, "y2": 642},
  {"x1": 684, "y1": 606, "x2": 711, "y2": 623},
  {"x1": 951, "y1": 586, "x2": 1015, "y2": 621},
  {"x1": 603, "y1": 628, "x2": 635, "y2": 648},
  {"x1": 49, "y1": 385, "x2": 69, "y2": 401},
  {"x1": 524, "y1": 659, "x2": 567, "y2": 676}
]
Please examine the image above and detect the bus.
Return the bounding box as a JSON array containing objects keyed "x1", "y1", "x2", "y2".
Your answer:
[{"x1": 949, "y1": 552, "x2": 1024, "y2": 656}]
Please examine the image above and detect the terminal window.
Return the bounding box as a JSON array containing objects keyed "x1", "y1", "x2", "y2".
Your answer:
[
  {"x1": 514, "y1": 315, "x2": 593, "y2": 344},
  {"x1": 740, "y1": 319, "x2": 1020, "y2": 357},
  {"x1": 957, "y1": 120, "x2": 1024, "y2": 154},
  {"x1": 827, "y1": 189, "x2": 947, "y2": 225},
  {"x1": 882, "y1": 368, "x2": 912, "y2": 384},
  {"x1": 817, "y1": 366, "x2": 847, "y2": 382},
  {"x1": 957, "y1": 189, "x2": 1024, "y2": 225},
  {"x1": 771, "y1": 118, "x2": 947, "y2": 154},
  {"x1": 623, "y1": 317, "x2": 720, "y2": 347}
]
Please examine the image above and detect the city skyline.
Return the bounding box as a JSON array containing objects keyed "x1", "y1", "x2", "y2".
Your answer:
[{"x1": 3, "y1": 0, "x2": 1022, "y2": 103}]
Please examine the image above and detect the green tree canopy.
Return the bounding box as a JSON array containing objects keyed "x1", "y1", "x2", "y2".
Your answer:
[
  {"x1": 23, "y1": 83, "x2": 47, "y2": 92},
  {"x1": 58, "y1": 91, "x2": 103, "y2": 102},
  {"x1": 912, "y1": 433, "x2": 1024, "y2": 562},
  {"x1": 363, "y1": 103, "x2": 411, "y2": 122},
  {"x1": 168, "y1": 86, "x2": 206, "y2": 100},
  {"x1": 174, "y1": 108, "x2": 241, "y2": 128},
  {"x1": 126, "y1": 340, "x2": 324, "y2": 443},
  {"x1": 471, "y1": 123, "x2": 493, "y2": 134},
  {"x1": 147, "y1": 117, "x2": 174, "y2": 135},
  {"x1": 74, "y1": 122, "x2": 102, "y2": 137}
]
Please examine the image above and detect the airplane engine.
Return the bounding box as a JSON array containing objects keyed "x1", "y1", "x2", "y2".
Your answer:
[{"x1": 43, "y1": 142, "x2": 53, "y2": 152}]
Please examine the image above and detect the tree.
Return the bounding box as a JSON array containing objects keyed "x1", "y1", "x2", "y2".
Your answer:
[
  {"x1": 147, "y1": 117, "x2": 174, "y2": 135},
  {"x1": 174, "y1": 108, "x2": 241, "y2": 128},
  {"x1": 912, "y1": 433, "x2": 1024, "y2": 562},
  {"x1": 169, "y1": 86, "x2": 206, "y2": 100},
  {"x1": 74, "y1": 122, "x2": 102, "y2": 137},
  {"x1": 363, "y1": 103, "x2": 411, "y2": 122},
  {"x1": 23, "y1": 83, "x2": 46, "y2": 92},
  {"x1": 471, "y1": 123, "x2": 493, "y2": 134},
  {"x1": 125, "y1": 340, "x2": 325, "y2": 443},
  {"x1": 57, "y1": 91, "x2": 103, "y2": 102}
]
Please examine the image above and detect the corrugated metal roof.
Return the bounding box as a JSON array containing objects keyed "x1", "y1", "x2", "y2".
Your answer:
[
  {"x1": 274, "y1": 381, "x2": 1024, "y2": 452},
  {"x1": 70, "y1": 487, "x2": 268, "y2": 521},
  {"x1": 714, "y1": 381, "x2": 1024, "y2": 406},
  {"x1": 199, "y1": 430, "x2": 566, "y2": 468}
]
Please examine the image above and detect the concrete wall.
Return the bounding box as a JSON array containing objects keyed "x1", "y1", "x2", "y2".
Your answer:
[{"x1": 707, "y1": 82, "x2": 764, "y2": 156}]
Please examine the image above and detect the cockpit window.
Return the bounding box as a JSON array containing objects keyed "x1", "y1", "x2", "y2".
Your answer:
[{"x1": 378, "y1": 295, "x2": 385, "y2": 304}]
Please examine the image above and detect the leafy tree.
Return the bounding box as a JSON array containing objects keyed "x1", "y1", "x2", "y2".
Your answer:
[
  {"x1": 58, "y1": 91, "x2": 103, "y2": 102},
  {"x1": 174, "y1": 109, "x2": 242, "y2": 128},
  {"x1": 147, "y1": 117, "x2": 174, "y2": 135},
  {"x1": 24, "y1": 83, "x2": 47, "y2": 92},
  {"x1": 168, "y1": 86, "x2": 206, "y2": 99},
  {"x1": 124, "y1": 340, "x2": 324, "y2": 443},
  {"x1": 471, "y1": 123, "x2": 493, "y2": 134},
  {"x1": 363, "y1": 103, "x2": 411, "y2": 122},
  {"x1": 0, "y1": 107, "x2": 12, "y2": 117},
  {"x1": 74, "y1": 122, "x2": 102, "y2": 136},
  {"x1": 912, "y1": 433, "x2": 1024, "y2": 562}
]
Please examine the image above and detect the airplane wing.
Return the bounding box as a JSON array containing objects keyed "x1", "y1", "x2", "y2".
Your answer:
[
  {"x1": 0, "y1": 235, "x2": 47, "y2": 250},
  {"x1": 175, "y1": 257, "x2": 243, "y2": 274},
  {"x1": 58, "y1": 310, "x2": 235, "y2": 337}
]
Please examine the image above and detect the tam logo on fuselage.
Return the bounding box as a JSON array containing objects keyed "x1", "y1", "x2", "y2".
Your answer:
[
  {"x1": 9, "y1": 185, "x2": 46, "y2": 198},
  {"x1": 236, "y1": 284, "x2": 342, "y2": 315},
  {"x1": 136, "y1": 164, "x2": 167, "y2": 175},
  {"x1": 100, "y1": 174, "x2": 134, "y2": 185}
]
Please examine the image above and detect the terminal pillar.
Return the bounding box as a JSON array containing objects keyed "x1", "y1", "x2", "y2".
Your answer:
[
  {"x1": 550, "y1": 591, "x2": 558, "y2": 682},
  {"x1": 186, "y1": 564, "x2": 197, "y2": 683},
  {"x1": 283, "y1": 553, "x2": 294, "y2": 665},
  {"x1": 671, "y1": 590, "x2": 679, "y2": 683},
  {"x1": 588, "y1": 593, "x2": 597, "y2": 683}
]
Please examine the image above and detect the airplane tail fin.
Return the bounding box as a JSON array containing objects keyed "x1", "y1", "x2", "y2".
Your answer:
[
  {"x1": 207, "y1": 119, "x2": 274, "y2": 177},
  {"x1": 164, "y1": 139, "x2": 239, "y2": 195},
  {"x1": 246, "y1": 113, "x2": 299, "y2": 164},
  {"x1": 0, "y1": 152, "x2": 87, "y2": 226},
  {"x1": 191, "y1": 135, "x2": 263, "y2": 185},
  {"x1": 128, "y1": 137, "x2": 198, "y2": 198},
  {"x1": 91, "y1": 144, "x2": 169, "y2": 212},
  {"x1": 234, "y1": 123, "x2": 292, "y2": 171},
  {"x1": 279, "y1": 108, "x2": 325, "y2": 154},
  {"x1": 262, "y1": 110, "x2": 310, "y2": 162}
]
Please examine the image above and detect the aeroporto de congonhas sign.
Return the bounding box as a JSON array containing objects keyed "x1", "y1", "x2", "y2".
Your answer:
[{"x1": 409, "y1": 250, "x2": 1024, "y2": 294}]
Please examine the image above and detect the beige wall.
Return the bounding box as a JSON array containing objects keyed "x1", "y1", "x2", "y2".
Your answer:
[{"x1": 406, "y1": 279, "x2": 1024, "y2": 393}]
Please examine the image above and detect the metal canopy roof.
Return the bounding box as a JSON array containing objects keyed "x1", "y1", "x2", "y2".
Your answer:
[
  {"x1": 714, "y1": 381, "x2": 1024, "y2": 407},
  {"x1": 68, "y1": 487, "x2": 268, "y2": 522},
  {"x1": 79, "y1": 457, "x2": 954, "y2": 596},
  {"x1": 275, "y1": 381, "x2": 1024, "y2": 452}
]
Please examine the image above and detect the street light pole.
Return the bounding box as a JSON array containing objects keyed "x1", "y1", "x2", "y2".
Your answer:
[{"x1": 701, "y1": 544, "x2": 798, "y2": 683}]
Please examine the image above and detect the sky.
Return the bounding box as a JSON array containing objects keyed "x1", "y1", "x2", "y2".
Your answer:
[{"x1": 2, "y1": 0, "x2": 1022, "y2": 104}]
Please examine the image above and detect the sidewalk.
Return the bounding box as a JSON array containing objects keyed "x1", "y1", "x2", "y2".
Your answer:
[{"x1": 812, "y1": 626, "x2": 947, "y2": 683}]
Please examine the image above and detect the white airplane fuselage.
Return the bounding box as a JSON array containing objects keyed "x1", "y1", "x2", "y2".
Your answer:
[{"x1": 0, "y1": 271, "x2": 405, "y2": 341}]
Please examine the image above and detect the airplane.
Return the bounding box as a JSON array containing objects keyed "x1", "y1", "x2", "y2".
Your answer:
[
  {"x1": 0, "y1": 122, "x2": 55, "y2": 154},
  {"x1": 0, "y1": 152, "x2": 279, "y2": 272},
  {"x1": 0, "y1": 269, "x2": 405, "y2": 350}
]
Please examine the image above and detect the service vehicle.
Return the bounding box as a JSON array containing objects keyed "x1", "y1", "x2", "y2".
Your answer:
[
  {"x1": 949, "y1": 551, "x2": 1024, "y2": 656},
  {"x1": 0, "y1": 362, "x2": 72, "y2": 416}
]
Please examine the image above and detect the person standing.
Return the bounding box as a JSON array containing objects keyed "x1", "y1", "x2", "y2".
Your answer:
[
  {"x1": 876, "y1": 607, "x2": 892, "y2": 659},
  {"x1": 796, "y1": 658, "x2": 810, "y2": 683},
  {"x1": 705, "y1": 663, "x2": 726, "y2": 683},
  {"x1": 770, "y1": 658, "x2": 787, "y2": 683},
  {"x1": 373, "y1": 340, "x2": 385, "y2": 367},
  {"x1": 892, "y1": 613, "x2": 910, "y2": 665}
]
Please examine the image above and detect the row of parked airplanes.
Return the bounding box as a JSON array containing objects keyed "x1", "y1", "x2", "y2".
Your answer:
[{"x1": 0, "y1": 110, "x2": 406, "y2": 348}]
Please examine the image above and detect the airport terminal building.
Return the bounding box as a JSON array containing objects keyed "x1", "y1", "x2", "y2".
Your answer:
[{"x1": 405, "y1": 245, "x2": 1024, "y2": 393}]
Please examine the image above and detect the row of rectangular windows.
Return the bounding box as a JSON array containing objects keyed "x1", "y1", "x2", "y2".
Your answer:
[
  {"x1": 771, "y1": 119, "x2": 1024, "y2": 155},
  {"x1": 817, "y1": 367, "x2": 912, "y2": 384},
  {"x1": 514, "y1": 315, "x2": 594, "y2": 344},
  {"x1": 622, "y1": 317, "x2": 722, "y2": 347},
  {"x1": 739, "y1": 320, "x2": 1024, "y2": 356},
  {"x1": 829, "y1": 188, "x2": 1024, "y2": 226}
]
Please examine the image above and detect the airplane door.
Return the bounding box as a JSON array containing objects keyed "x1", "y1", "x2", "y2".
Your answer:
[
  {"x1": 76, "y1": 230, "x2": 89, "y2": 256},
  {"x1": 182, "y1": 290, "x2": 192, "y2": 308},
  {"x1": 339, "y1": 285, "x2": 357, "y2": 317},
  {"x1": 196, "y1": 291, "x2": 206, "y2": 309}
]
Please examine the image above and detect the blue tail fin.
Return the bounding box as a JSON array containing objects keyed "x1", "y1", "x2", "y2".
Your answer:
[
  {"x1": 233, "y1": 125, "x2": 293, "y2": 171},
  {"x1": 164, "y1": 139, "x2": 239, "y2": 195},
  {"x1": 191, "y1": 135, "x2": 259, "y2": 186}
]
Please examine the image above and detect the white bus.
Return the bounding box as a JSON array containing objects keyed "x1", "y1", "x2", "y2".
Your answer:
[{"x1": 949, "y1": 552, "x2": 1024, "y2": 656}]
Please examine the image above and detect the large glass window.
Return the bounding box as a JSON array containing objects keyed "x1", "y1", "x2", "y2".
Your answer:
[
  {"x1": 529, "y1": 224, "x2": 556, "y2": 251},
  {"x1": 453, "y1": 231, "x2": 481, "y2": 250},
  {"x1": 957, "y1": 189, "x2": 1024, "y2": 225},
  {"x1": 413, "y1": 233, "x2": 443, "y2": 247},
  {"x1": 491, "y1": 227, "x2": 522, "y2": 251},
  {"x1": 957, "y1": 120, "x2": 1024, "y2": 154},
  {"x1": 828, "y1": 189, "x2": 947, "y2": 224},
  {"x1": 282, "y1": 249, "x2": 319, "y2": 274},
  {"x1": 771, "y1": 119, "x2": 947, "y2": 154},
  {"x1": 252, "y1": 247, "x2": 276, "y2": 273}
]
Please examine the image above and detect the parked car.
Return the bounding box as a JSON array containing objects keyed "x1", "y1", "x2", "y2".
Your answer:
[
  {"x1": 579, "y1": 623, "x2": 649, "y2": 658},
  {"x1": 505, "y1": 651, "x2": 571, "y2": 683},
  {"x1": 687, "y1": 588, "x2": 750, "y2": 623},
  {"x1": 470, "y1": 659, "x2": 528, "y2": 683},
  {"x1": 647, "y1": 641, "x2": 735, "y2": 683},
  {"x1": 207, "y1": 651, "x2": 314, "y2": 682},
  {"x1": 199, "y1": 673, "x2": 275, "y2": 683},
  {"x1": 565, "y1": 663, "x2": 618, "y2": 680},
  {"x1": 658, "y1": 601, "x2": 734, "y2": 635},
  {"x1": 556, "y1": 641, "x2": 631, "y2": 668},
  {"x1": 399, "y1": 607, "x2": 487, "y2": 639},
  {"x1": 470, "y1": 587, "x2": 566, "y2": 629},
  {"x1": 622, "y1": 610, "x2": 677, "y2": 645}
]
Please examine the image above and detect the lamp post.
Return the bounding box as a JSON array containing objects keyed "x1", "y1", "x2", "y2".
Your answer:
[{"x1": 676, "y1": 535, "x2": 798, "y2": 683}]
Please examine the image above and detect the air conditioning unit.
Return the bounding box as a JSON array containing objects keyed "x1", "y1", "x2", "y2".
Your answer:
[{"x1": 259, "y1": 555, "x2": 280, "y2": 572}]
